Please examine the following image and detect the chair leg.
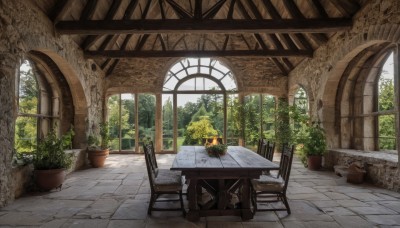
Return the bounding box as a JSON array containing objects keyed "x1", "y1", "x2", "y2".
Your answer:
[
  {"x1": 281, "y1": 194, "x2": 291, "y2": 214},
  {"x1": 179, "y1": 190, "x2": 186, "y2": 216},
  {"x1": 148, "y1": 194, "x2": 155, "y2": 215}
]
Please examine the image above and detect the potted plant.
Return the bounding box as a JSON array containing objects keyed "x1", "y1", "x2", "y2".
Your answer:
[
  {"x1": 205, "y1": 143, "x2": 228, "y2": 157},
  {"x1": 33, "y1": 128, "x2": 74, "y2": 191},
  {"x1": 302, "y1": 122, "x2": 327, "y2": 170},
  {"x1": 87, "y1": 122, "x2": 110, "y2": 168}
]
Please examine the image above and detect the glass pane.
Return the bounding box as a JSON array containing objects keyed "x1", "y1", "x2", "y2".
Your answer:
[
  {"x1": 378, "y1": 52, "x2": 394, "y2": 112},
  {"x1": 221, "y1": 73, "x2": 237, "y2": 91},
  {"x1": 177, "y1": 94, "x2": 203, "y2": 148},
  {"x1": 227, "y1": 94, "x2": 240, "y2": 145},
  {"x1": 196, "y1": 77, "x2": 204, "y2": 90},
  {"x1": 214, "y1": 61, "x2": 229, "y2": 74},
  {"x1": 188, "y1": 58, "x2": 198, "y2": 66},
  {"x1": 200, "y1": 66, "x2": 209, "y2": 74},
  {"x1": 178, "y1": 78, "x2": 195, "y2": 91},
  {"x1": 170, "y1": 63, "x2": 183, "y2": 73},
  {"x1": 121, "y1": 94, "x2": 135, "y2": 151},
  {"x1": 378, "y1": 115, "x2": 396, "y2": 150},
  {"x1": 211, "y1": 69, "x2": 224, "y2": 80},
  {"x1": 176, "y1": 70, "x2": 187, "y2": 79},
  {"x1": 19, "y1": 60, "x2": 38, "y2": 114},
  {"x1": 15, "y1": 116, "x2": 37, "y2": 153},
  {"x1": 200, "y1": 58, "x2": 211, "y2": 66},
  {"x1": 108, "y1": 95, "x2": 120, "y2": 151},
  {"x1": 162, "y1": 94, "x2": 174, "y2": 150},
  {"x1": 164, "y1": 76, "x2": 178, "y2": 91},
  {"x1": 262, "y1": 95, "x2": 275, "y2": 141},
  {"x1": 187, "y1": 66, "x2": 198, "y2": 75},
  {"x1": 244, "y1": 94, "x2": 261, "y2": 151},
  {"x1": 204, "y1": 78, "x2": 221, "y2": 90},
  {"x1": 138, "y1": 94, "x2": 156, "y2": 152}
]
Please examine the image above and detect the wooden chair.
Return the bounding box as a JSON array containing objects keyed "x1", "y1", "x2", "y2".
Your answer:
[
  {"x1": 251, "y1": 144, "x2": 295, "y2": 214},
  {"x1": 256, "y1": 138, "x2": 266, "y2": 155},
  {"x1": 143, "y1": 142, "x2": 186, "y2": 216},
  {"x1": 264, "y1": 141, "x2": 275, "y2": 161}
]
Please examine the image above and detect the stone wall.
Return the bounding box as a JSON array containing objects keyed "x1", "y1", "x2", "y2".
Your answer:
[
  {"x1": 326, "y1": 150, "x2": 400, "y2": 192},
  {"x1": 0, "y1": 0, "x2": 104, "y2": 207},
  {"x1": 107, "y1": 57, "x2": 287, "y2": 97},
  {"x1": 289, "y1": 0, "x2": 400, "y2": 148}
]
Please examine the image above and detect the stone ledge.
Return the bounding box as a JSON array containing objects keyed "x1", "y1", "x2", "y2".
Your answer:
[{"x1": 326, "y1": 149, "x2": 399, "y2": 192}]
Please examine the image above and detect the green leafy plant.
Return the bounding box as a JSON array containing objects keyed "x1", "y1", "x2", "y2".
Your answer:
[
  {"x1": 205, "y1": 143, "x2": 228, "y2": 156},
  {"x1": 100, "y1": 122, "x2": 110, "y2": 149},
  {"x1": 302, "y1": 122, "x2": 327, "y2": 156},
  {"x1": 33, "y1": 130, "x2": 73, "y2": 170}
]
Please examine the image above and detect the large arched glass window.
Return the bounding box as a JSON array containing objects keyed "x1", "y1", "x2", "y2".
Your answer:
[
  {"x1": 162, "y1": 58, "x2": 237, "y2": 151},
  {"x1": 15, "y1": 59, "x2": 59, "y2": 153},
  {"x1": 376, "y1": 52, "x2": 395, "y2": 150}
]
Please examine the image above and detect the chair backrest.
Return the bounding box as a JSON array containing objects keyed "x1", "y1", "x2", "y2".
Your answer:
[
  {"x1": 264, "y1": 141, "x2": 275, "y2": 161},
  {"x1": 256, "y1": 138, "x2": 266, "y2": 155},
  {"x1": 277, "y1": 144, "x2": 295, "y2": 192},
  {"x1": 143, "y1": 142, "x2": 156, "y2": 192}
]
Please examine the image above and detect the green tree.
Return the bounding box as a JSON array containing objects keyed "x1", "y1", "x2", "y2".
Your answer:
[{"x1": 183, "y1": 116, "x2": 218, "y2": 145}]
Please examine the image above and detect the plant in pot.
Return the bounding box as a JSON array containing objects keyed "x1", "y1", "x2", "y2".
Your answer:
[
  {"x1": 302, "y1": 122, "x2": 327, "y2": 170},
  {"x1": 33, "y1": 128, "x2": 74, "y2": 191},
  {"x1": 87, "y1": 122, "x2": 110, "y2": 168}
]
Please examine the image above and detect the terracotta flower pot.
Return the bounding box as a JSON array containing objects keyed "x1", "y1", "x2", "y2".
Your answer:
[
  {"x1": 88, "y1": 149, "x2": 109, "y2": 168},
  {"x1": 34, "y1": 168, "x2": 66, "y2": 191},
  {"x1": 307, "y1": 155, "x2": 322, "y2": 170}
]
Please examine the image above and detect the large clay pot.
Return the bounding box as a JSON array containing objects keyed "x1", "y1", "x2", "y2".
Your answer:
[
  {"x1": 88, "y1": 149, "x2": 108, "y2": 168},
  {"x1": 34, "y1": 169, "x2": 66, "y2": 191},
  {"x1": 307, "y1": 155, "x2": 322, "y2": 170}
]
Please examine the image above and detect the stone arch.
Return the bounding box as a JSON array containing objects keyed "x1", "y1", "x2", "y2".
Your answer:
[
  {"x1": 321, "y1": 24, "x2": 400, "y2": 148},
  {"x1": 30, "y1": 49, "x2": 89, "y2": 148}
]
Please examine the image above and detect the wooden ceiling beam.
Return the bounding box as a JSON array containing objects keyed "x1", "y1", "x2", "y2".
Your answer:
[
  {"x1": 271, "y1": 58, "x2": 288, "y2": 76},
  {"x1": 227, "y1": 0, "x2": 236, "y2": 19},
  {"x1": 56, "y1": 19, "x2": 352, "y2": 35},
  {"x1": 194, "y1": 0, "x2": 202, "y2": 19},
  {"x1": 166, "y1": 0, "x2": 192, "y2": 19},
  {"x1": 49, "y1": 0, "x2": 74, "y2": 22},
  {"x1": 82, "y1": 0, "x2": 123, "y2": 50},
  {"x1": 203, "y1": 0, "x2": 227, "y2": 20},
  {"x1": 311, "y1": 0, "x2": 328, "y2": 18},
  {"x1": 85, "y1": 49, "x2": 313, "y2": 58},
  {"x1": 80, "y1": 0, "x2": 98, "y2": 21}
]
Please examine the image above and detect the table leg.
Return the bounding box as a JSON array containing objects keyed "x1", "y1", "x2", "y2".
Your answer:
[
  {"x1": 186, "y1": 178, "x2": 200, "y2": 222},
  {"x1": 241, "y1": 178, "x2": 253, "y2": 220}
]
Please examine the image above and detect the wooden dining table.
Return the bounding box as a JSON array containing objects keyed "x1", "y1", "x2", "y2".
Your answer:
[{"x1": 171, "y1": 146, "x2": 279, "y2": 221}]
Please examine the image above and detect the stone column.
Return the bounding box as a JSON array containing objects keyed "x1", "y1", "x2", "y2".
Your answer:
[{"x1": 0, "y1": 53, "x2": 18, "y2": 207}]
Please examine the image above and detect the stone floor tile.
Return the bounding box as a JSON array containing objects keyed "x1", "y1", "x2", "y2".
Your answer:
[
  {"x1": 0, "y1": 212, "x2": 48, "y2": 226},
  {"x1": 60, "y1": 218, "x2": 109, "y2": 228},
  {"x1": 365, "y1": 215, "x2": 400, "y2": 226},
  {"x1": 76, "y1": 199, "x2": 121, "y2": 219},
  {"x1": 323, "y1": 192, "x2": 351, "y2": 200},
  {"x1": 88, "y1": 185, "x2": 119, "y2": 194},
  {"x1": 242, "y1": 221, "x2": 284, "y2": 228},
  {"x1": 287, "y1": 186, "x2": 319, "y2": 194},
  {"x1": 281, "y1": 221, "x2": 307, "y2": 228},
  {"x1": 348, "y1": 205, "x2": 398, "y2": 215},
  {"x1": 378, "y1": 201, "x2": 400, "y2": 213},
  {"x1": 146, "y1": 219, "x2": 205, "y2": 228},
  {"x1": 332, "y1": 215, "x2": 375, "y2": 228},
  {"x1": 41, "y1": 219, "x2": 68, "y2": 228},
  {"x1": 112, "y1": 199, "x2": 148, "y2": 220},
  {"x1": 336, "y1": 199, "x2": 369, "y2": 207},
  {"x1": 205, "y1": 216, "x2": 243, "y2": 222},
  {"x1": 311, "y1": 200, "x2": 340, "y2": 208},
  {"x1": 251, "y1": 211, "x2": 280, "y2": 222},
  {"x1": 345, "y1": 192, "x2": 384, "y2": 201},
  {"x1": 288, "y1": 193, "x2": 330, "y2": 201},
  {"x1": 302, "y1": 221, "x2": 341, "y2": 228},
  {"x1": 322, "y1": 206, "x2": 356, "y2": 216},
  {"x1": 107, "y1": 219, "x2": 146, "y2": 228},
  {"x1": 206, "y1": 221, "x2": 243, "y2": 228},
  {"x1": 114, "y1": 185, "x2": 140, "y2": 196}
]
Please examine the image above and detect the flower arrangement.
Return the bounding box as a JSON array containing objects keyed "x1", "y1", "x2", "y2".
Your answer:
[{"x1": 205, "y1": 143, "x2": 228, "y2": 157}]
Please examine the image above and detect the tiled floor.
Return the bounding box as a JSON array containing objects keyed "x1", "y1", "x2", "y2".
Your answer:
[{"x1": 1, "y1": 154, "x2": 400, "y2": 227}]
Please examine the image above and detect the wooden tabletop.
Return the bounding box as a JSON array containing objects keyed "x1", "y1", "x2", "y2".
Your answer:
[{"x1": 171, "y1": 146, "x2": 279, "y2": 171}]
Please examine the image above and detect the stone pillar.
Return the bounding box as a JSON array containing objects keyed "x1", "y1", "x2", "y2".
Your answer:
[
  {"x1": 155, "y1": 93, "x2": 162, "y2": 152},
  {"x1": 0, "y1": 53, "x2": 18, "y2": 207}
]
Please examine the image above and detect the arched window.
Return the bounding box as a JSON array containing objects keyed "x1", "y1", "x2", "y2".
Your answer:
[
  {"x1": 162, "y1": 58, "x2": 237, "y2": 151},
  {"x1": 15, "y1": 59, "x2": 59, "y2": 153},
  {"x1": 376, "y1": 52, "x2": 395, "y2": 150},
  {"x1": 294, "y1": 87, "x2": 309, "y2": 115}
]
